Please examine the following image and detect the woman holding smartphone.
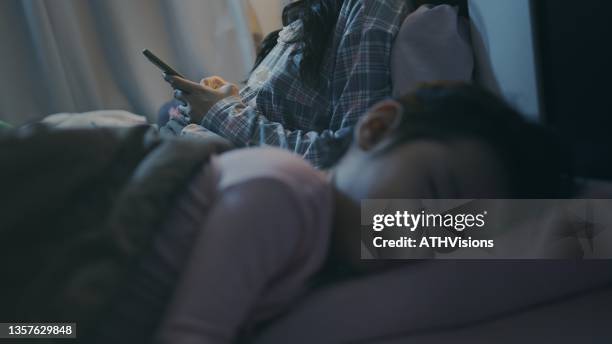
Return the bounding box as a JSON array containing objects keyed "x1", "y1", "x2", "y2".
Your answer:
[{"x1": 161, "y1": 0, "x2": 411, "y2": 168}]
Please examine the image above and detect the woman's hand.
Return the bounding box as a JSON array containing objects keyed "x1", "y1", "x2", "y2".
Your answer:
[{"x1": 164, "y1": 74, "x2": 239, "y2": 124}]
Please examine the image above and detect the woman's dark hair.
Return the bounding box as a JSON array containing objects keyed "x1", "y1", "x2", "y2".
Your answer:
[
  {"x1": 253, "y1": 0, "x2": 344, "y2": 85},
  {"x1": 392, "y1": 82, "x2": 572, "y2": 198}
]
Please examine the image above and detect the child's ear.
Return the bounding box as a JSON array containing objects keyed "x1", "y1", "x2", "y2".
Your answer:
[{"x1": 356, "y1": 100, "x2": 403, "y2": 151}]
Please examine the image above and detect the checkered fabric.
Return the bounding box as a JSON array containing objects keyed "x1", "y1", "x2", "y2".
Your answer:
[{"x1": 171, "y1": 0, "x2": 408, "y2": 168}]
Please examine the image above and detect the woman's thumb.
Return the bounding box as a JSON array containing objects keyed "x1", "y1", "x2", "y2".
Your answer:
[{"x1": 201, "y1": 76, "x2": 225, "y2": 89}]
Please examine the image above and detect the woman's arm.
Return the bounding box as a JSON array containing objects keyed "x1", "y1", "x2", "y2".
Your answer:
[
  {"x1": 198, "y1": 28, "x2": 397, "y2": 168},
  {"x1": 200, "y1": 97, "x2": 352, "y2": 169}
]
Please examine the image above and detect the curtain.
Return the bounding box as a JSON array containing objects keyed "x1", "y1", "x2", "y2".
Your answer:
[
  {"x1": 249, "y1": 0, "x2": 292, "y2": 36},
  {"x1": 0, "y1": 0, "x2": 282, "y2": 125}
]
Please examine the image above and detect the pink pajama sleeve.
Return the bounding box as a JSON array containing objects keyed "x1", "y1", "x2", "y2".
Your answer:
[{"x1": 155, "y1": 178, "x2": 331, "y2": 344}]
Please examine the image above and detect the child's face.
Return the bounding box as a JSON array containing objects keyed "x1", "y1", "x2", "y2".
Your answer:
[{"x1": 331, "y1": 100, "x2": 510, "y2": 201}]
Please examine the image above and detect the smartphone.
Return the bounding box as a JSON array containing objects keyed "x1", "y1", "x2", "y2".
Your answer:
[{"x1": 142, "y1": 49, "x2": 184, "y2": 78}]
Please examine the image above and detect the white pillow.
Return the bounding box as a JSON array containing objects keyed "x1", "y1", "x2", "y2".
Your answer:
[
  {"x1": 41, "y1": 110, "x2": 147, "y2": 129},
  {"x1": 391, "y1": 4, "x2": 474, "y2": 97}
]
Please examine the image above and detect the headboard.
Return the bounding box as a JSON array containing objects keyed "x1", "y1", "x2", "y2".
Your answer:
[{"x1": 414, "y1": 0, "x2": 469, "y2": 17}]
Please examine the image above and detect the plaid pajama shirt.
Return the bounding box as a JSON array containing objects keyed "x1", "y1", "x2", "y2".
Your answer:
[{"x1": 167, "y1": 0, "x2": 409, "y2": 168}]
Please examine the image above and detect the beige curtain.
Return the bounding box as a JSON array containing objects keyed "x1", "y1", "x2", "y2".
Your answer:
[
  {"x1": 0, "y1": 0, "x2": 284, "y2": 125},
  {"x1": 249, "y1": 0, "x2": 291, "y2": 35}
]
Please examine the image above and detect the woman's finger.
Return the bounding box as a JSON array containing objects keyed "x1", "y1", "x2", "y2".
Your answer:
[
  {"x1": 164, "y1": 74, "x2": 201, "y2": 93},
  {"x1": 178, "y1": 104, "x2": 192, "y2": 116},
  {"x1": 174, "y1": 89, "x2": 198, "y2": 109},
  {"x1": 173, "y1": 89, "x2": 187, "y2": 104}
]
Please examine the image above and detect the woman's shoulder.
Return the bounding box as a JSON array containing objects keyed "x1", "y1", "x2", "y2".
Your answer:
[{"x1": 340, "y1": 0, "x2": 409, "y2": 33}]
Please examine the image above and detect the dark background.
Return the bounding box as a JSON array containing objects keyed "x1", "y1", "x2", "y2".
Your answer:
[
  {"x1": 533, "y1": 0, "x2": 612, "y2": 180},
  {"x1": 423, "y1": 0, "x2": 612, "y2": 180}
]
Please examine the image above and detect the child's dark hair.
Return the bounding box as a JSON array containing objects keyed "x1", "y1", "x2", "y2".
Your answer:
[{"x1": 391, "y1": 82, "x2": 572, "y2": 198}]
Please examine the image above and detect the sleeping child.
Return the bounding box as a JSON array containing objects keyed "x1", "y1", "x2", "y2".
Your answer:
[{"x1": 1, "y1": 83, "x2": 567, "y2": 343}]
